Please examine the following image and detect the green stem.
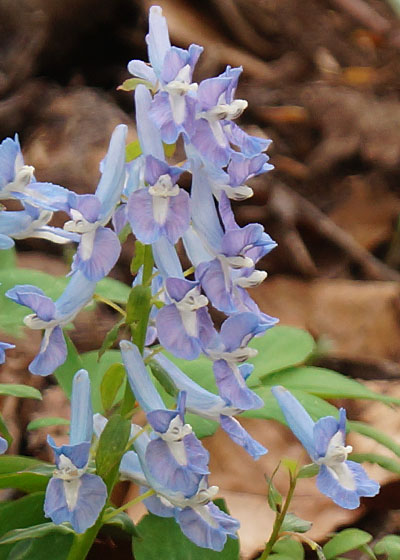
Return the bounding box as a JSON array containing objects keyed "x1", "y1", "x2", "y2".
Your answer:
[
  {"x1": 66, "y1": 515, "x2": 104, "y2": 560},
  {"x1": 259, "y1": 475, "x2": 297, "y2": 560},
  {"x1": 103, "y1": 489, "x2": 155, "y2": 522}
]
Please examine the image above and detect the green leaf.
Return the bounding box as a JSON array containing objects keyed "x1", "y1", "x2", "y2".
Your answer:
[
  {"x1": 96, "y1": 414, "x2": 131, "y2": 491},
  {"x1": 163, "y1": 142, "x2": 176, "y2": 158},
  {"x1": 100, "y1": 363, "x2": 126, "y2": 412},
  {"x1": 297, "y1": 464, "x2": 319, "y2": 478},
  {"x1": 103, "y1": 510, "x2": 141, "y2": 538},
  {"x1": 348, "y1": 421, "x2": 400, "y2": 458},
  {"x1": 374, "y1": 535, "x2": 400, "y2": 558},
  {"x1": 126, "y1": 140, "x2": 142, "y2": 162},
  {"x1": 271, "y1": 536, "x2": 304, "y2": 559},
  {"x1": 53, "y1": 336, "x2": 83, "y2": 398},
  {"x1": 7, "y1": 533, "x2": 73, "y2": 560},
  {"x1": 0, "y1": 523, "x2": 73, "y2": 545},
  {"x1": 98, "y1": 319, "x2": 124, "y2": 360},
  {"x1": 96, "y1": 277, "x2": 130, "y2": 304},
  {"x1": 350, "y1": 453, "x2": 400, "y2": 475},
  {"x1": 265, "y1": 464, "x2": 283, "y2": 513},
  {"x1": 148, "y1": 359, "x2": 179, "y2": 399},
  {"x1": 281, "y1": 512, "x2": 312, "y2": 533},
  {"x1": 0, "y1": 384, "x2": 41, "y2": 400},
  {"x1": 133, "y1": 510, "x2": 240, "y2": 559},
  {"x1": 0, "y1": 247, "x2": 16, "y2": 269},
  {"x1": 0, "y1": 413, "x2": 12, "y2": 446},
  {"x1": 249, "y1": 326, "x2": 315, "y2": 384},
  {"x1": 27, "y1": 417, "x2": 69, "y2": 431},
  {"x1": 80, "y1": 349, "x2": 125, "y2": 413},
  {"x1": 260, "y1": 366, "x2": 400, "y2": 405},
  {"x1": 0, "y1": 456, "x2": 52, "y2": 493},
  {"x1": 323, "y1": 529, "x2": 373, "y2": 559},
  {"x1": 118, "y1": 78, "x2": 153, "y2": 92}
]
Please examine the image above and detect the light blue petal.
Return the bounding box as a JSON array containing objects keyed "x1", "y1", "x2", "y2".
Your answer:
[
  {"x1": 5, "y1": 285, "x2": 56, "y2": 320},
  {"x1": 120, "y1": 340, "x2": 165, "y2": 413},
  {"x1": 0, "y1": 342, "x2": 15, "y2": 365},
  {"x1": 156, "y1": 304, "x2": 202, "y2": 360},
  {"x1": 120, "y1": 451, "x2": 147, "y2": 486},
  {"x1": 48, "y1": 437, "x2": 91, "y2": 470},
  {"x1": 135, "y1": 85, "x2": 164, "y2": 159},
  {"x1": 146, "y1": 5, "x2": 171, "y2": 77},
  {"x1": 313, "y1": 416, "x2": 341, "y2": 460},
  {"x1": 220, "y1": 415, "x2": 267, "y2": 459},
  {"x1": 55, "y1": 270, "x2": 96, "y2": 320},
  {"x1": 127, "y1": 60, "x2": 157, "y2": 85},
  {"x1": 213, "y1": 360, "x2": 263, "y2": 410},
  {"x1": 29, "y1": 326, "x2": 67, "y2": 376},
  {"x1": 152, "y1": 237, "x2": 183, "y2": 279},
  {"x1": 182, "y1": 226, "x2": 214, "y2": 267},
  {"x1": 72, "y1": 227, "x2": 121, "y2": 282},
  {"x1": 0, "y1": 233, "x2": 14, "y2": 249},
  {"x1": 70, "y1": 370, "x2": 93, "y2": 445},
  {"x1": 95, "y1": 124, "x2": 128, "y2": 218},
  {"x1": 271, "y1": 387, "x2": 316, "y2": 459},
  {"x1": 175, "y1": 502, "x2": 239, "y2": 552}
]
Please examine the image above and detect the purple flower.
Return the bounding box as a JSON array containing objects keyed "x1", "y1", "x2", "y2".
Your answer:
[
  {"x1": 0, "y1": 437, "x2": 8, "y2": 454},
  {"x1": 6, "y1": 271, "x2": 96, "y2": 375},
  {"x1": 151, "y1": 352, "x2": 267, "y2": 459},
  {"x1": 64, "y1": 124, "x2": 128, "y2": 281},
  {"x1": 44, "y1": 370, "x2": 107, "y2": 533},
  {"x1": 271, "y1": 386, "x2": 380, "y2": 509},
  {"x1": 127, "y1": 155, "x2": 189, "y2": 245},
  {"x1": 155, "y1": 278, "x2": 216, "y2": 360},
  {"x1": 120, "y1": 340, "x2": 209, "y2": 496},
  {"x1": 121, "y1": 428, "x2": 239, "y2": 552}
]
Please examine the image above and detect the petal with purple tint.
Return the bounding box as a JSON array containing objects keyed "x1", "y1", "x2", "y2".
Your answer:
[
  {"x1": 219, "y1": 312, "x2": 267, "y2": 352},
  {"x1": 190, "y1": 119, "x2": 230, "y2": 168},
  {"x1": 44, "y1": 473, "x2": 107, "y2": 533},
  {"x1": 5, "y1": 285, "x2": 56, "y2": 321},
  {"x1": 196, "y1": 259, "x2": 236, "y2": 315},
  {"x1": 224, "y1": 121, "x2": 271, "y2": 156},
  {"x1": 135, "y1": 86, "x2": 164, "y2": 159},
  {"x1": 127, "y1": 188, "x2": 163, "y2": 244},
  {"x1": 213, "y1": 360, "x2": 263, "y2": 410},
  {"x1": 0, "y1": 342, "x2": 15, "y2": 364},
  {"x1": 156, "y1": 304, "x2": 202, "y2": 360},
  {"x1": 128, "y1": 60, "x2": 157, "y2": 85},
  {"x1": 145, "y1": 438, "x2": 204, "y2": 496},
  {"x1": 220, "y1": 415, "x2": 267, "y2": 459},
  {"x1": 73, "y1": 226, "x2": 120, "y2": 282},
  {"x1": 163, "y1": 189, "x2": 190, "y2": 244},
  {"x1": 313, "y1": 416, "x2": 341, "y2": 460},
  {"x1": 176, "y1": 502, "x2": 239, "y2": 552},
  {"x1": 146, "y1": 5, "x2": 171, "y2": 76},
  {"x1": 152, "y1": 237, "x2": 183, "y2": 280},
  {"x1": 29, "y1": 326, "x2": 67, "y2": 376},
  {"x1": 270, "y1": 386, "x2": 316, "y2": 460}
]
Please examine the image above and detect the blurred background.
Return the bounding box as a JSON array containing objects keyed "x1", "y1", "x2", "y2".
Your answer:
[{"x1": 3, "y1": 0, "x2": 400, "y2": 557}]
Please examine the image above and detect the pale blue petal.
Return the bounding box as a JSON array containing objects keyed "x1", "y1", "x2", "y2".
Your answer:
[
  {"x1": 176, "y1": 502, "x2": 239, "y2": 552},
  {"x1": 146, "y1": 5, "x2": 171, "y2": 77},
  {"x1": 48, "y1": 437, "x2": 91, "y2": 469},
  {"x1": 70, "y1": 370, "x2": 93, "y2": 445},
  {"x1": 156, "y1": 304, "x2": 202, "y2": 360},
  {"x1": 120, "y1": 340, "x2": 165, "y2": 413},
  {"x1": 182, "y1": 227, "x2": 214, "y2": 267},
  {"x1": 135, "y1": 85, "x2": 164, "y2": 159},
  {"x1": 95, "y1": 124, "x2": 128, "y2": 218},
  {"x1": 5, "y1": 285, "x2": 56, "y2": 320},
  {"x1": 0, "y1": 342, "x2": 15, "y2": 364},
  {"x1": 73, "y1": 227, "x2": 121, "y2": 282},
  {"x1": 120, "y1": 450, "x2": 147, "y2": 486},
  {"x1": 128, "y1": 60, "x2": 157, "y2": 85},
  {"x1": 152, "y1": 237, "x2": 183, "y2": 280},
  {"x1": 196, "y1": 259, "x2": 236, "y2": 314},
  {"x1": 55, "y1": 270, "x2": 96, "y2": 319},
  {"x1": 313, "y1": 416, "x2": 341, "y2": 460},
  {"x1": 127, "y1": 188, "x2": 163, "y2": 244},
  {"x1": 213, "y1": 360, "x2": 263, "y2": 410},
  {"x1": 144, "y1": 492, "x2": 176, "y2": 517},
  {"x1": 271, "y1": 386, "x2": 316, "y2": 459},
  {"x1": 29, "y1": 326, "x2": 67, "y2": 376},
  {"x1": 0, "y1": 233, "x2": 14, "y2": 249},
  {"x1": 220, "y1": 415, "x2": 267, "y2": 459}
]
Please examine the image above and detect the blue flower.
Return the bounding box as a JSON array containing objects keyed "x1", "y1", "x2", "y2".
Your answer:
[
  {"x1": 271, "y1": 386, "x2": 380, "y2": 509},
  {"x1": 44, "y1": 370, "x2": 107, "y2": 533},
  {"x1": 120, "y1": 428, "x2": 239, "y2": 552},
  {"x1": 6, "y1": 271, "x2": 97, "y2": 375},
  {"x1": 151, "y1": 352, "x2": 267, "y2": 459},
  {"x1": 127, "y1": 155, "x2": 189, "y2": 245},
  {"x1": 205, "y1": 312, "x2": 272, "y2": 410},
  {"x1": 120, "y1": 340, "x2": 209, "y2": 496},
  {"x1": 63, "y1": 124, "x2": 127, "y2": 281},
  {"x1": 155, "y1": 278, "x2": 216, "y2": 360}
]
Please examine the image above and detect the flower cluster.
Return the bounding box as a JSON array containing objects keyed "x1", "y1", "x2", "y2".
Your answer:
[{"x1": 0, "y1": 5, "x2": 379, "y2": 553}]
